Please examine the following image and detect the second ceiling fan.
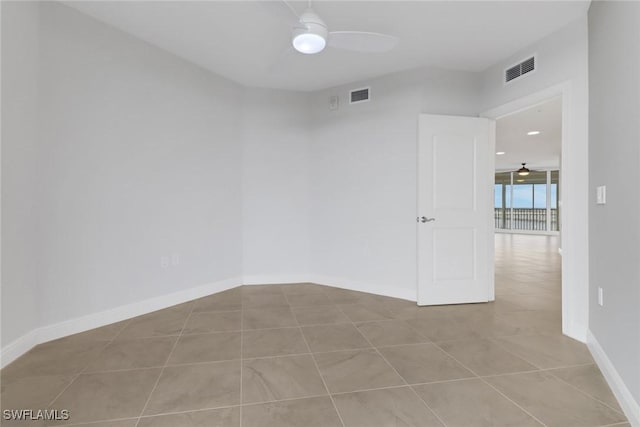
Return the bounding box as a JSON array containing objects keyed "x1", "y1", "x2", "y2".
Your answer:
[{"x1": 517, "y1": 163, "x2": 531, "y2": 176}]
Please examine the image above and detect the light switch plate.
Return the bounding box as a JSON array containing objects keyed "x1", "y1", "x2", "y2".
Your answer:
[
  {"x1": 161, "y1": 256, "x2": 170, "y2": 269},
  {"x1": 329, "y1": 95, "x2": 339, "y2": 111},
  {"x1": 596, "y1": 185, "x2": 606, "y2": 205},
  {"x1": 597, "y1": 287, "x2": 604, "y2": 306}
]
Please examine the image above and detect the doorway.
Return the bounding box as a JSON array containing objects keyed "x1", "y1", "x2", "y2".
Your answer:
[
  {"x1": 494, "y1": 96, "x2": 562, "y2": 236},
  {"x1": 482, "y1": 83, "x2": 589, "y2": 342},
  {"x1": 491, "y1": 96, "x2": 563, "y2": 329}
]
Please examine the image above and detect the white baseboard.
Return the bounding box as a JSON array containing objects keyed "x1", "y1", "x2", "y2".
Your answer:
[
  {"x1": 562, "y1": 318, "x2": 588, "y2": 344},
  {"x1": 1, "y1": 277, "x2": 241, "y2": 369},
  {"x1": 309, "y1": 275, "x2": 417, "y2": 302},
  {"x1": 0, "y1": 329, "x2": 40, "y2": 371},
  {"x1": 242, "y1": 275, "x2": 313, "y2": 286},
  {"x1": 1, "y1": 275, "x2": 415, "y2": 368},
  {"x1": 243, "y1": 275, "x2": 416, "y2": 302},
  {"x1": 587, "y1": 330, "x2": 640, "y2": 427}
]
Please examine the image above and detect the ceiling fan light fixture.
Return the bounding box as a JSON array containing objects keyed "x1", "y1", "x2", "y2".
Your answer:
[
  {"x1": 292, "y1": 32, "x2": 326, "y2": 54},
  {"x1": 292, "y1": 9, "x2": 328, "y2": 54},
  {"x1": 517, "y1": 163, "x2": 531, "y2": 176}
]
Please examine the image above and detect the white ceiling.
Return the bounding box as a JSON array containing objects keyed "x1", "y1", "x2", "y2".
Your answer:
[
  {"x1": 495, "y1": 96, "x2": 562, "y2": 171},
  {"x1": 64, "y1": 1, "x2": 589, "y2": 91}
]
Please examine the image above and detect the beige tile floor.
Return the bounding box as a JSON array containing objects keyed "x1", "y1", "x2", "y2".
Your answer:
[{"x1": 0, "y1": 234, "x2": 630, "y2": 427}]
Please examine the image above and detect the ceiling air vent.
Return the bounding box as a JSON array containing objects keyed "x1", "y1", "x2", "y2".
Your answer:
[
  {"x1": 505, "y1": 56, "x2": 536, "y2": 83},
  {"x1": 350, "y1": 87, "x2": 370, "y2": 104}
]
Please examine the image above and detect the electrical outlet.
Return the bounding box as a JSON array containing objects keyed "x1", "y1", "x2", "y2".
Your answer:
[
  {"x1": 171, "y1": 253, "x2": 180, "y2": 266},
  {"x1": 161, "y1": 256, "x2": 170, "y2": 269},
  {"x1": 597, "y1": 287, "x2": 604, "y2": 306}
]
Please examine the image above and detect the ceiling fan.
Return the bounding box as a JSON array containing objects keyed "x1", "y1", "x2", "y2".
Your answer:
[
  {"x1": 516, "y1": 163, "x2": 542, "y2": 177},
  {"x1": 517, "y1": 163, "x2": 531, "y2": 176},
  {"x1": 278, "y1": 0, "x2": 399, "y2": 55}
]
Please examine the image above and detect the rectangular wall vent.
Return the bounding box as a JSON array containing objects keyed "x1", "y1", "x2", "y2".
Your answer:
[
  {"x1": 505, "y1": 56, "x2": 536, "y2": 83},
  {"x1": 350, "y1": 87, "x2": 370, "y2": 104}
]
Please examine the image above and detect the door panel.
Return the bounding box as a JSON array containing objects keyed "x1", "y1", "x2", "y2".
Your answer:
[
  {"x1": 433, "y1": 228, "x2": 475, "y2": 280},
  {"x1": 434, "y1": 135, "x2": 475, "y2": 210},
  {"x1": 417, "y1": 114, "x2": 494, "y2": 305}
]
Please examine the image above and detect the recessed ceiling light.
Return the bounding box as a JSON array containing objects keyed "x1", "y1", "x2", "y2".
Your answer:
[
  {"x1": 527, "y1": 131, "x2": 540, "y2": 136},
  {"x1": 496, "y1": 151, "x2": 506, "y2": 155}
]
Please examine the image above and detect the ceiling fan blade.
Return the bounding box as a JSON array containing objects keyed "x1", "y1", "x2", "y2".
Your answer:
[
  {"x1": 328, "y1": 31, "x2": 398, "y2": 53},
  {"x1": 258, "y1": 0, "x2": 299, "y2": 26},
  {"x1": 281, "y1": 0, "x2": 300, "y2": 20}
]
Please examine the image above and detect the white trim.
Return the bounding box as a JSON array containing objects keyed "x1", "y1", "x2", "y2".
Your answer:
[
  {"x1": 587, "y1": 330, "x2": 640, "y2": 427},
  {"x1": 482, "y1": 89, "x2": 561, "y2": 120},
  {"x1": 0, "y1": 277, "x2": 241, "y2": 368},
  {"x1": 244, "y1": 275, "x2": 416, "y2": 302},
  {"x1": 0, "y1": 276, "x2": 418, "y2": 367},
  {"x1": 481, "y1": 81, "x2": 589, "y2": 343},
  {"x1": 487, "y1": 120, "x2": 496, "y2": 303},
  {"x1": 242, "y1": 275, "x2": 313, "y2": 285},
  {"x1": 311, "y1": 275, "x2": 416, "y2": 302},
  {"x1": 0, "y1": 329, "x2": 40, "y2": 370}
]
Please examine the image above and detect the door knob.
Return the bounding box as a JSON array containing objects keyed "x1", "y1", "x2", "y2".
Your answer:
[{"x1": 418, "y1": 216, "x2": 436, "y2": 223}]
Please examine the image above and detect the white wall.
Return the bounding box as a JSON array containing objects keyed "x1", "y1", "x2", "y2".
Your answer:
[
  {"x1": 480, "y1": 17, "x2": 589, "y2": 341},
  {"x1": 588, "y1": 0, "x2": 640, "y2": 415},
  {"x1": 242, "y1": 88, "x2": 311, "y2": 283},
  {"x1": 309, "y1": 68, "x2": 481, "y2": 300},
  {"x1": 1, "y1": 1, "x2": 41, "y2": 348},
  {"x1": 1, "y1": 3, "x2": 597, "y2": 374},
  {"x1": 34, "y1": 2, "x2": 244, "y2": 326}
]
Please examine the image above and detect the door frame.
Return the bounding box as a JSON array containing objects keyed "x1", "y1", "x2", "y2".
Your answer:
[{"x1": 480, "y1": 81, "x2": 589, "y2": 343}]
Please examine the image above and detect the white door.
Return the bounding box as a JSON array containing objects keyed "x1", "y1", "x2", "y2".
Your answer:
[{"x1": 417, "y1": 114, "x2": 495, "y2": 305}]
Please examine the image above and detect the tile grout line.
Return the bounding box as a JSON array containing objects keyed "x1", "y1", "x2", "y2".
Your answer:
[
  {"x1": 68, "y1": 373, "x2": 602, "y2": 427},
  {"x1": 137, "y1": 404, "x2": 239, "y2": 420},
  {"x1": 57, "y1": 339, "x2": 504, "y2": 377},
  {"x1": 284, "y1": 290, "x2": 347, "y2": 427},
  {"x1": 485, "y1": 329, "x2": 602, "y2": 374},
  {"x1": 75, "y1": 372, "x2": 584, "y2": 427},
  {"x1": 61, "y1": 416, "x2": 140, "y2": 426},
  {"x1": 23, "y1": 277, "x2": 615, "y2": 426},
  {"x1": 484, "y1": 335, "x2": 547, "y2": 371},
  {"x1": 598, "y1": 423, "x2": 632, "y2": 427},
  {"x1": 62, "y1": 403, "x2": 242, "y2": 426},
  {"x1": 134, "y1": 301, "x2": 197, "y2": 427},
  {"x1": 476, "y1": 361, "x2": 597, "y2": 380},
  {"x1": 401, "y1": 318, "x2": 440, "y2": 344},
  {"x1": 335, "y1": 304, "x2": 451, "y2": 427},
  {"x1": 45, "y1": 318, "x2": 135, "y2": 410},
  {"x1": 430, "y1": 340, "x2": 549, "y2": 427},
  {"x1": 544, "y1": 369, "x2": 628, "y2": 417}
]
